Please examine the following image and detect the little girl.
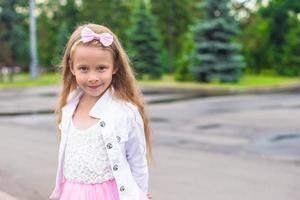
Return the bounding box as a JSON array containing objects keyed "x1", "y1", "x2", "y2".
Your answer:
[{"x1": 50, "y1": 23, "x2": 152, "y2": 200}]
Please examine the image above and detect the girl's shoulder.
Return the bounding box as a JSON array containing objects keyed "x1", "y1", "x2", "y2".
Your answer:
[
  {"x1": 110, "y1": 97, "x2": 142, "y2": 124},
  {"x1": 116, "y1": 101, "x2": 144, "y2": 131},
  {"x1": 112, "y1": 98, "x2": 140, "y2": 120}
]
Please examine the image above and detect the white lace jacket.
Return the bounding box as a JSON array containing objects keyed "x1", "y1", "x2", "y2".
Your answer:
[{"x1": 49, "y1": 88, "x2": 149, "y2": 200}]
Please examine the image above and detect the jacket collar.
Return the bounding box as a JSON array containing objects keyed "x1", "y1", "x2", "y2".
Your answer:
[
  {"x1": 62, "y1": 87, "x2": 115, "y2": 121},
  {"x1": 89, "y1": 87, "x2": 114, "y2": 118}
]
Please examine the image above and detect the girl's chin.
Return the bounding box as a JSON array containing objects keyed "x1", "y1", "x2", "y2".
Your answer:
[
  {"x1": 83, "y1": 87, "x2": 107, "y2": 97},
  {"x1": 83, "y1": 92, "x2": 104, "y2": 100},
  {"x1": 86, "y1": 90, "x2": 103, "y2": 96}
]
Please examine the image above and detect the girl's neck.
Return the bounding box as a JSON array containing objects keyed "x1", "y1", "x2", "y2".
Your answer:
[
  {"x1": 78, "y1": 86, "x2": 110, "y2": 110},
  {"x1": 80, "y1": 94, "x2": 100, "y2": 107},
  {"x1": 72, "y1": 93, "x2": 101, "y2": 129}
]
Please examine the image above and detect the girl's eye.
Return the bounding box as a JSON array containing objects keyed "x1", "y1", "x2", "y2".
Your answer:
[
  {"x1": 79, "y1": 67, "x2": 88, "y2": 72},
  {"x1": 97, "y1": 66, "x2": 107, "y2": 71}
]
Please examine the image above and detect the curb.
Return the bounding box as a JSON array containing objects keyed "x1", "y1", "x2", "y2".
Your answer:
[
  {"x1": 0, "y1": 191, "x2": 19, "y2": 200},
  {"x1": 0, "y1": 83, "x2": 299, "y2": 116}
]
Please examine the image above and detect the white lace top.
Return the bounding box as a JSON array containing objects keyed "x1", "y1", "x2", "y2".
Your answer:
[{"x1": 63, "y1": 120, "x2": 114, "y2": 184}]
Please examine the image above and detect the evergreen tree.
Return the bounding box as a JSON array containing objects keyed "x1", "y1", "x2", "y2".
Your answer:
[
  {"x1": 127, "y1": 2, "x2": 163, "y2": 79},
  {"x1": 0, "y1": 0, "x2": 29, "y2": 67},
  {"x1": 190, "y1": 0, "x2": 245, "y2": 82}
]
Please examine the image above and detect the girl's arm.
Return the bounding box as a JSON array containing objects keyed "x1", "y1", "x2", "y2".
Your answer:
[{"x1": 125, "y1": 106, "x2": 149, "y2": 193}]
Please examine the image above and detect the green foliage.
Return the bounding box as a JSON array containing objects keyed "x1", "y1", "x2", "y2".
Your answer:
[
  {"x1": 80, "y1": 0, "x2": 132, "y2": 43},
  {"x1": 281, "y1": 14, "x2": 300, "y2": 76},
  {"x1": 151, "y1": 0, "x2": 194, "y2": 73},
  {"x1": 0, "y1": 0, "x2": 29, "y2": 67},
  {"x1": 37, "y1": 6, "x2": 56, "y2": 69},
  {"x1": 127, "y1": 2, "x2": 163, "y2": 79},
  {"x1": 2, "y1": 0, "x2": 300, "y2": 82},
  {"x1": 240, "y1": 15, "x2": 272, "y2": 74},
  {"x1": 54, "y1": 0, "x2": 80, "y2": 67},
  {"x1": 190, "y1": 0, "x2": 245, "y2": 83},
  {"x1": 175, "y1": 31, "x2": 195, "y2": 81},
  {"x1": 37, "y1": 0, "x2": 80, "y2": 70},
  {"x1": 256, "y1": 0, "x2": 300, "y2": 75}
]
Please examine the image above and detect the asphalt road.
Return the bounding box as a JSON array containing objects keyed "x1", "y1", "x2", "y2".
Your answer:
[{"x1": 0, "y1": 92, "x2": 300, "y2": 200}]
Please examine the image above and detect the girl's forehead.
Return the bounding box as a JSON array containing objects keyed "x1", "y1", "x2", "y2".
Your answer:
[
  {"x1": 72, "y1": 45, "x2": 114, "y2": 65},
  {"x1": 70, "y1": 42, "x2": 115, "y2": 60}
]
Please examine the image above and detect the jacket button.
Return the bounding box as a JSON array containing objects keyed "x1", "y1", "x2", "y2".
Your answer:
[
  {"x1": 120, "y1": 185, "x2": 125, "y2": 192},
  {"x1": 113, "y1": 164, "x2": 118, "y2": 171},
  {"x1": 100, "y1": 121, "x2": 106, "y2": 127},
  {"x1": 106, "y1": 143, "x2": 112, "y2": 149},
  {"x1": 116, "y1": 136, "x2": 121, "y2": 143}
]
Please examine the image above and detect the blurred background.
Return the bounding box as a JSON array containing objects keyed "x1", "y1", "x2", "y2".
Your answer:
[
  {"x1": 0, "y1": 0, "x2": 300, "y2": 83},
  {"x1": 0, "y1": 0, "x2": 300, "y2": 200}
]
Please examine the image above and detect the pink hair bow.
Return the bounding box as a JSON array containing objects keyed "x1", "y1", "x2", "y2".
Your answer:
[{"x1": 81, "y1": 27, "x2": 113, "y2": 46}]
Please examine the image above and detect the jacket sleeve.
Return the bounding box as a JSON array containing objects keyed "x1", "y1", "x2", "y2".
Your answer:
[{"x1": 125, "y1": 106, "x2": 149, "y2": 192}]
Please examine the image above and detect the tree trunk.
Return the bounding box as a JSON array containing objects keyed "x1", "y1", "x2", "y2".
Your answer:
[{"x1": 29, "y1": 0, "x2": 39, "y2": 79}]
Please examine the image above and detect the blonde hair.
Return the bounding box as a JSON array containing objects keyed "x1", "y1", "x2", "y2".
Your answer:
[{"x1": 56, "y1": 23, "x2": 152, "y2": 161}]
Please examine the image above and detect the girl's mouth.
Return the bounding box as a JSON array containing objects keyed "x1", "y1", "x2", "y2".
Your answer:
[{"x1": 88, "y1": 85, "x2": 101, "y2": 89}]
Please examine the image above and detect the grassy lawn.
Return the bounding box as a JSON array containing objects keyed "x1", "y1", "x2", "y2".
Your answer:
[
  {"x1": 139, "y1": 74, "x2": 300, "y2": 88},
  {"x1": 0, "y1": 73, "x2": 60, "y2": 88},
  {"x1": 0, "y1": 73, "x2": 299, "y2": 88}
]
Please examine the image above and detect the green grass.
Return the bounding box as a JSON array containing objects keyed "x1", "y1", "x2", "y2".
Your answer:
[
  {"x1": 0, "y1": 73, "x2": 299, "y2": 89},
  {"x1": 0, "y1": 73, "x2": 60, "y2": 88},
  {"x1": 138, "y1": 74, "x2": 300, "y2": 88}
]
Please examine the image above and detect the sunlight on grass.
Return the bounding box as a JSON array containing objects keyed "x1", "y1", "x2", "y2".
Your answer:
[
  {"x1": 0, "y1": 73, "x2": 299, "y2": 89},
  {"x1": 0, "y1": 73, "x2": 60, "y2": 88},
  {"x1": 138, "y1": 74, "x2": 300, "y2": 88}
]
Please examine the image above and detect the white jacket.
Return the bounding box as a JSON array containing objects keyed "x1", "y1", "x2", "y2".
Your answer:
[{"x1": 50, "y1": 88, "x2": 149, "y2": 200}]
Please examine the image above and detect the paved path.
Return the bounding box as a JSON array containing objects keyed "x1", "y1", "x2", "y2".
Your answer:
[
  {"x1": 0, "y1": 191, "x2": 19, "y2": 200},
  {"x1": 0, "y1": 86, "x2": 196, "y2": 115},
  {"x1": 1, "y1": 83, "x2": 300, "y2": 115},
  {"x1": 0, "y1": 87, "x2": 300, "y2": 200}
]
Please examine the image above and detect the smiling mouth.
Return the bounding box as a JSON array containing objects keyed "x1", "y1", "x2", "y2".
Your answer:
[{"x1": 88, "y1": 85, "x2": 102, "y2": 89}]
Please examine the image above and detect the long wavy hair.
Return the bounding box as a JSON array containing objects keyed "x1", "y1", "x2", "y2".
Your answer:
[{"x1": 56, "y1": 23, "x2": 152, "y2": 161}]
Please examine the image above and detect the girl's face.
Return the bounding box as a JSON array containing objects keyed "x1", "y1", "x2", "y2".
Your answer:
[{"x1": 71, "y1": 45, "x2": 116, "y2": 99}]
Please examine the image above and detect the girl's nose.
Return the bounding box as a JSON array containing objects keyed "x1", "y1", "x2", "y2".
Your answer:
[{"x1": 88, "y1": 73, "x2": 99, "y2": 83}]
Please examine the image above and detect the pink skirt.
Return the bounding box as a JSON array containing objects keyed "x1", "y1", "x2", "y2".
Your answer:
[{"x1": 60, "y1": 178, "x2": 120, "y2": 200}]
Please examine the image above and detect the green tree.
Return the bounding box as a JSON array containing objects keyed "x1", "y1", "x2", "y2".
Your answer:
[
  {"x1": 127, "y1": 2, "x2": 163, "y2": 79},
  {"x1": 281, "y1": 13, "x2": 300, "y2": 76},
  {"x1": 80, "y1": 0, "x2": 132, "y2": 42},
  {"x1": 53, "y1": 0, "x2": 80, "y2": 67},
  {"x1": 37, "y1": 7, "x2": 56, "y2": 69},
  {"x1": 190, "y1": 0, "x2": 245, "y2": 82},
  {"x1": 151, "y1": 0, "x2": 194, "y2": 73},
  {"x1": 259, "y1": 0, "x2": 300, "y2": 75},
  {"x1": 240, "y1": 14, "x2": 271, "y2": 74},
  {"x1": 0, "y1": 0, "x2": 29, "y2": 67},
  {"x1": 37, "y1": 0, "x2": 80, "y2": 70}
]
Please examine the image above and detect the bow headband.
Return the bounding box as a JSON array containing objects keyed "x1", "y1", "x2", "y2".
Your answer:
[{"x1": 80, "y1": 27, "x2": 113, "y2": 46}]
